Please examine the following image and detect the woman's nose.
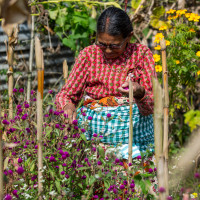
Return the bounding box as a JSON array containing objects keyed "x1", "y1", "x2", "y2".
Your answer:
[{"x1": 105, "y1": 47, "x2": 112, "y2": 53}]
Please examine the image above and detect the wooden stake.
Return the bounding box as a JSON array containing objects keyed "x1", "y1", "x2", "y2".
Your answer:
[
  {"x1": 63, "y1": 59, "x2": 68, "y2": 83},
  {"x1": 128, "y1": 79, "x2": 133, "y2": 167},
  {"x1": 27, "y1": 15, "x2": 35, "y2": 103},
  {"x1": 160, "y1": 38, "x2": 169, "y2": 196},
  {"x1": 35, "y1": 36, "x2": 44, "y2": 199}
]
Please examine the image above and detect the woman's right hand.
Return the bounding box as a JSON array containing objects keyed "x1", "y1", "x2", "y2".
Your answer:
[{"x1": 63, "y1": 103, "x2": 77, "y2": 124}]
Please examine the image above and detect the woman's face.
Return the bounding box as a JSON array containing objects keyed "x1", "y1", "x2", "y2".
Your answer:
[{"x1": 96, "y1": 32, "x2": 131, "y2": 59}]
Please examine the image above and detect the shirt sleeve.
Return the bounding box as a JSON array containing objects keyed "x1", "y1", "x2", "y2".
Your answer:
[
  {"x1": 132, "y1": 47, "x2": 156, "y2": 116},
  {"x1": 55, "y1": 49, "x2": 90, "y2": 110}
]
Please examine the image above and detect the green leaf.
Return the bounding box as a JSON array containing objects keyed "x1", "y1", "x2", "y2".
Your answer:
[
  {"x1": 98, "y1": 146, "x2": 105, "y2": 158},
  {"x1": 152, "y1": 6, "x2": 165, "y2": 18},
  {"x1": 62, "y1": 38, "x2": 76, "y2": 51},
  {"x1": 49, "y1": 9, "x2": 58, "y2": 20},
  {"x1": 78, "y1": 166, "x2": 90, "y2": 170},
  {"x1": 55, "y1": 180, "x2": 61, "y2": 193},
  {"x1": 80, "y1": 133, "x2": 87, "y2": 142},
  {"x1": 30, "y1": 163, "x2": 35, "y2": 172},
  {"x1": 131, "y1": 0, "x2": 142, "y2": 10},
  {"x1": 104, "y1": 180, "x2": 110, "y2": 189},
  {"x1": 88, "y1": 18, "x2": 96, "y2": 32}
]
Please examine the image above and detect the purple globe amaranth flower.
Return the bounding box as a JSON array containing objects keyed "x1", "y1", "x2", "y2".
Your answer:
[
  {"x1": 48, "y1": 90, "x2": 53, "y2": 94},
  {"x1": 17, "y1": 166, "x2": 24, "y2": 175},
  {"x1": 63, "y1": 136, "x2": 68, "y2": 140},
  {"x1": 31, "y1": 175, "x2": 37, "y2": 181},
  {"x1": 31, "y1": 90, "x2": 35, "y2": 95},
  {"x1": 17, "y1": 105, "x2": 21, "y2": 109},
  {"x1": 167, "y1": 196, "x2": 173, "y2": 200},
  {"x1": 21, "y1": 115, "x2": 27, "y2": 121},
  {"x1": 113, "y1": 188, "x2": 118, "y2": 194},
  {"x1": 12, "y1": 190, "x2": 18, "y2": 196},
  {"x1": 55, "y1": 165, "x2": 59, "y2": 169},
  {"x1": 64, "y1": 151, "x2": 70, "y2": 157},
  {"x1": 72, "y1": 120, "x2": 78, "y2": 125},
  {"x1": 158, "y1": 187, "x2": 166, "y2": 193},
  {"x1": 74, "y1": 126, "x2": 79, "y2": 130},
  {"x1": 81, "y1": 128, "x2": 86, "y2": 133},
  {"x1": 85, "y1": 158, "x2": 88, "y2": 162},
  {"x1": 97, "y1": 161, "x2": 102, "y2": 165},
  {"x1": 100, "y1": 198, "x2": 104, "y2": 200},
  {"x1": 49, "y1": 156, "x2": 56, "y2": 162},
  {"x1": 19, "y1": 88, "x2": 24, "y2": 93},
  {"x1": 54, "y1": 111, "x2": 60, "y2": 116},
  {"x1": 62, "y1": 163, "x2": 67, "y2": 167},
  {"x1": 130, "y1": 183, "x2": 135, "y2": 188},
  {"x1": 154, "y1": 167, "x2": 157, "y2": 172},
  {"x1": 33, "y1": 98, "x2": 37, "y2": 101},
  {"x1": 194, "y1": 172, "x2": 200, "y2": 179},
  {"x1": 8, "y1": 170, "x2": 13, "y2": 175},
  {"x1": 26, "y1": 141, "x2": 29, "y2": 145},
  {"x1": 17, "y1": 108, "x2": 22, "y2": 113},
  {"x1": 44, "y1": 114, "x2": 49, "y2": 118},
  {"x1": 92, "y1": 147, "x2": 96, "y2": 152},
  {"x1": 12, "y1": 152, "x2": 16, "y2": 156},
  {"x1": 65, "y1": 174, "x2": 69, "y2": 179},
  {"x1": 55, "y1": 124, "x2": 60, "y2": 129},
  {"x1": 82, "y1": 112, "x2": 86, "y2": 116},
  {"x1": 107, "y1": 113, "x2": 111, "y2": 118},
  {"x1": 88, "y1": 116, "x2": 93, "y2": 120},
  {"x1": 119, "y1": 184, "x2": 125, "y2": 190},
  {"x1": 115, "y1": 158, "x2": 120, "y2": 163},
  {"x1": 62, "y1": 154, "x2": 67, "y2": 160},
  {"x1": 49, "y1": 109, "x2": 53, "y2": 114},
  {"x1": 136, "y1": 155, "x2": 141, "y2": 160},
  {"x1": 13, "y1": 88, "x2": 18, "y2": 93},
  {"x1": 128, "y1": 163, "x2": 132, "y2": 166},
  {"x1": 59, "y1": 150, "x2": 64, "y2": 155},
  {"x1": 81, "y1": 175, "x2": 86, "y2": 179},
  {"x1": 35, "y1": 145, "x2": 38, "y2": 149},
  {"x1": 148, "y1": 168, "x2": 153, "y2": 173},
  {"x1": 93, "y1": 195, "x2": 98, "y2": 199},
  {"x1": 9, "y1": 128, "x2": 16, "y2": 133},
  {"x1": 61, "y1": 171, "x2": 65, "y2": 175},
  {"x1": 26, "y1": 128, "x2": 30, "y2": 133},
  {"x1": 93, "y1": 133, "x2": 98, "y2": 137},
  {"x1": 18, "y1": 158, "x2": 23, "y2": 163},
  {"x1": 4, "y1": 194, "x2": 12, "y2": 200},
  {"x1": 119, "y1": 162, "x2": 123, "y2": 166},
  {"x1": 24, "y1": 104, "x2": 29, "y2": 108},
  {"x1": 123, "y1": 180, "x2": 128, "y2": 185},
  {"x1": 2, "y1": 119, "x2": 9, "y2": 125}
]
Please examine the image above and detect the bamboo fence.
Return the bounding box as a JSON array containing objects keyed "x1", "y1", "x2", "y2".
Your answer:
[{"x1": 0, "y1": 125, "x2": 3, "y2": 200}]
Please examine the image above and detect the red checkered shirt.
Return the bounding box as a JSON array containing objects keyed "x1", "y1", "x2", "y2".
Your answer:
[{"x1": 55, "y1": 43, "x2": 156, "y2": 116}]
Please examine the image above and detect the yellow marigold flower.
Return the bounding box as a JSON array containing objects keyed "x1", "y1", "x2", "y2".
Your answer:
[
  {"x1": 196, "y1": 51, "x2": 200, "y2": 57},
  {"x1": 176, "y1": 9, "x2": 187, "y2": 15},
  {"x1": 153, "y1": 54, "x2": 161, "y2": 62},
  {"x1": 176, "y1": 60, "x2": 180, "y2": 64},
  {"x1": 185, "y1": 13, "x2": 191, "y2": 18},
  {"x1": 154, "y1": 33, "x2": 164, "y2": 43},
  {"x1": 166, "y1": 40, "x2": 170, "y2": 46},
  {"x1": 191, "y1": 193, "x2": 198, "y2": 199},
  {"x1": 159, "y1": 26, "x2": 167, "y2": 31},
  {"x1": 155, "y1": 65, "x2": 162, "y2": 72},
  {"x1": 189, "y1": 28, "x2": 195, "y2": 32},
  {"x1": 173, "y1": 15, "x2": 179, "y2": 19},
  {"x1": 154, "y1": 45, "x2": 161, "y2": 50},
  {"x1": 197, "y1": 70, "x2": 200, "y2": 76},
  {"x1": 166, "y1": 9, "x2": 176, "y2": 14},
  {"x1": 167, "y1": 16, "x2": 172, "y2": 20}
]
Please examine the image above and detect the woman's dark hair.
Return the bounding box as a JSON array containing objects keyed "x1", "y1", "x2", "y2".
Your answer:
[{"x1": 97, "y1": 7, "x2": 133, "y2": 38}]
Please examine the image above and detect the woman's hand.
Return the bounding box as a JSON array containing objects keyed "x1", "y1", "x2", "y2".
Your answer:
[
  {"x1": 118, "y1": 81, "x2": 145, "y2": 100},
  {"x1": 63, "y1": 103, "x2": 77, "y2": 124}
]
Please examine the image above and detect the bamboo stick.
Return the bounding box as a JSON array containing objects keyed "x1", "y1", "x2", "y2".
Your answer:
[
  {"x1": 27, "y1": 15, "x2": 35, "y2": 103},
  {"x1": 128, "y1": 79, "x2": 133, "y2": 167},
  {"x1": 0, "y1": 127, "x2": 3, "y2": 200},
  {"x1": 160, "y1": 37, "x2": 169, "y2": 196},
  {"x1": 152, "y1": 78, "x2": 165, "y2": 200},
  {"x1": 63, "y1": 59, "x2": 68, "y2": 83},
  {"x1": 35, "y1": 36, "x2": 44, "y2": 199}
]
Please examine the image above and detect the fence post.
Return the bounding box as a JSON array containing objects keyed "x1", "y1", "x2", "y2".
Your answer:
[
  {"x1": 35, "y1": 36, "x2": 44, "y2": 199},
  {"x1": 63, "y1": 59, "x2": 68, "y2": 83},
  {"x1": 160, "y1": 38, "x2": 169, "y2": 196},
  {"x1": 0, "y1": 126, "x2": 3, "y2": 200}
]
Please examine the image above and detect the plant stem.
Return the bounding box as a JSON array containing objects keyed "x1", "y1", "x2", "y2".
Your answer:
[{"x1": 0, "y1": 129, "x2": 3, "y2": 200}]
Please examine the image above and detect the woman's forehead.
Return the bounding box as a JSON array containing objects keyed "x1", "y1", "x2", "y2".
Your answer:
[{"x1": 97, "y1": 32, "x2": 124, "y2": 43}]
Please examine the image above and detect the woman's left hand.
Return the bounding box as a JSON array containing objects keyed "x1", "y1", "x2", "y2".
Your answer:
[{"x1": 118, "y1": 81, "x2": 145, "y2": 100}]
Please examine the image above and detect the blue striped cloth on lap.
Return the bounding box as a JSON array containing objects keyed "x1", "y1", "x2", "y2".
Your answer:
[{"x1": 77, "y1": 105, "x2": 154, "y2": 159}]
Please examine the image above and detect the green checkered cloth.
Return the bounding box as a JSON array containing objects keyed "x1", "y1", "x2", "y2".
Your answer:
[{"x1": 77, "y1": 105, "x2": 154, "y2": 159}]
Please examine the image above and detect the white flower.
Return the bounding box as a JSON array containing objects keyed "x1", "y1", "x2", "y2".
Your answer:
[
  {"x1": 94, "y1": 174, "x2": 99, "y2": 179},
  {"x1": 49, "y1": 191, "x2": 57, "y2": 196}
]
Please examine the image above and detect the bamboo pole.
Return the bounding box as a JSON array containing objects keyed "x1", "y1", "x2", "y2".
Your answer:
[
  {"x1": 152, "y1": 78, "x2": 165, "y2": 200},
  {"x1": 0, "y1": 127, "x2": 3, "y2": 200},
  {"x1": 27, "y1": 15, "x2": 35, "y2": 103},
  {"x1": 128, "y1": 79, "x2": 133, "y2": 167},
  {"x1": 35, "y1": 36, "x2": 44, "y2": 199},
  {"x1": 63, "y1": 59, "x2": 68, "y2": 83},
  {"x1": 160, "y1": 38, "x2": 169, "y2": 196},
  {"x1": 7, "y1": 27, "x2": 18, "y2": 119}
]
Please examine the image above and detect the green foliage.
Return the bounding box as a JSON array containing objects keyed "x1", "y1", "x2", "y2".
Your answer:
[{"x1": 184, "y1": 110, "x2": 200, "y2": 131}]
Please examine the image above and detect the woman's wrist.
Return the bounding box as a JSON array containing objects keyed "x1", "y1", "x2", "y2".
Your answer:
[{"x1": 63, "y1": 103, "x2": 76, "y2": 111}]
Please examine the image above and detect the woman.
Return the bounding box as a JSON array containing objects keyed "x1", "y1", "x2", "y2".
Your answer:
[{"x1": 55, "y1": 7, "x2": 156, "y2": 159}]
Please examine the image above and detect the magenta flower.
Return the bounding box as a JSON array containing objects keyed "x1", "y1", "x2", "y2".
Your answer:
[
  {"x1": 62, "y1": 163, "x2": 67, "y2": 167},
  {"x1": 82, "y1": 112, "x2": 86, "y2": 116},
  {"x1": 31, "y1": 90, "x2": 35, "y2": 95},
  {"x1": 13, "y1": 88, "x2": 18, "y2": 93},
  {"x1": 93, "y1": 133, "x2": 98, "y2": 137},
  {"x1": 12, "y1": 190, "x2": 18, "y2": 196},
  {"x1": 119, "y1": 184, "x2": 125, "y2": 190},
  {"x1": 81, "y1": 175, "x2": 86, "y2": 179},
  {"x1": 55, "y1": 124, "x2": 60, "y2": 129},
  {"x1": 24, "y1": 104, "x2": 29, "y2": 108},
  {"x1": 2, "y1": 119, "x2": 9, "y2": 125},
  {"x1": 93, "y1": 195, "x2": 98, "y2": 199},
  {"x1": 26, "y1": 128, "x2": 30, "y2": 133},
  {"x1": 194, "y1": 172, "x2": 200, "y2": 179},
  {"x1": 107, "y1": 113, "x2": 111, "y2": 118},
  {"x1": 92, "y1": 147, "x2": 96, "y2": 152},
  {"x1": 4, "y1": 194, "x2": 12, "y2": 200},
  {"x1": 65, "y1": 174, "x2": 69, "y2": 179},
  {"x1": 74, "y1": 126, "x2": 79, "y2": 130},
  {"x1": 128, "y1": 163, "x2": 132, "y2": 166},
  {"x1": 49, "y1": 156, "x2": 56, "y2": 162},
  {"x1": 62, "y1": 155, "x2": 67, "y2": 160},
  {"x1": 167, "y1": 196, "x2": 173, "y2": 200},
  {"x1": 49, "y1": 109, "x2": 53, "y2": 114},
  {"x1": 33, "y1": 98, "x2": 36, "y2": 101},
  {"x1": 85, "y1": 158, "x2": 88, "y2": 162},
  {"x1": 72, "y1": 120, "x2": 78, "y2": 125},
  {"x1": 88, "y1": 116, "x2": 93, "y2": 120},
  {"x1": 123, "y1": 180, "x2": 127, "y2": 185},
  {"x1": 136, "y1": 155, "x2": 141, "y2": 159},
  {"x1": 44, "y1": 114, "x2": 49, "y2": 118},
  {"x1": 158, "y1": 187, "x2": 166, "y2": 193},
  {"x1": 48, "y1": 90, "x2": 53, "y2": 94},
  {"x1": 16, "y1": 166, "x2": 24, "y2": 175},
  {"x1": 81, "y1": 128, "x2": 86, "y2": 133},
  {"x1": 154, "y1": 167, "x2": 157, "y2": 172},
  {"x1": 18, "y1": 158, "x2": 23, "y2": 163},
  {"x1": 9, "y1": 128, "x2": 16, "y2": 133},
  {"x1": 31, "y1": 175, "x2": 37, "y2": 181},
  {"x1": 63, "y1": 136, "x2": 68, "y2": 140},
  {"x1": 19, "y1": 88, "x2": 24, "y2": 93},
  {"x1": 148, "y1": 168, "x2": 153, "y2": 173},
  {"x1": 21, "y1": 115, "x2": 27, "y2": 120},
  {"x1": 115, "y1": 158, "x2": 120, "y2": 163},
  {"x1": 35, "y1": 145, "x2": 38, "y2": 149},
  {"x1": 97, "y1": 161, "x2": 102, "y2": 165},
  {"x1": 61, "y1": 171, "x2": 65, "y2": 175},
  {"x1": 113, "y1": 188, "x2": 118, "y2": 194},
  {"x1": 130, "y1": 183, "x2": 135, "y2": 188},
  {"x1": 8, "y1": 170, "x2": 13, "y2": 175}
]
